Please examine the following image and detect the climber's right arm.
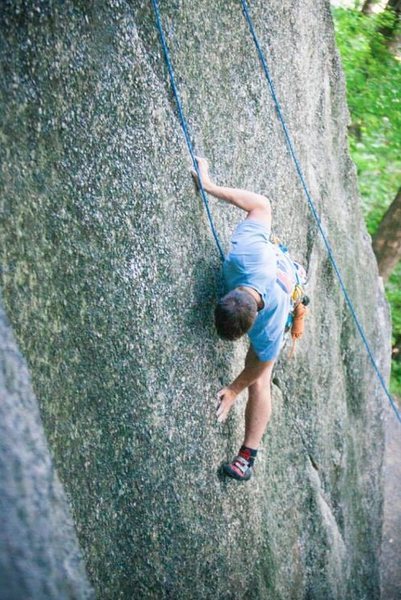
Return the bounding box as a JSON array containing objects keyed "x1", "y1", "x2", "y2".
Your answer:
[
  {"x1": 206, "y1": 182, "x2": 270, "y2": 215},
  {"x1": 191, "y1": 157, "x2": 271, "y2": 226}
]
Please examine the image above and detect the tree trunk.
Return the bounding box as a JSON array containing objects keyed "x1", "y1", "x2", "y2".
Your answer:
[
  {"x1": 378, "y1": 0, "x2": 401, "y2": 39},
  {"x1": 372, "y1": 187, "x2": 401, "y2": 282},
  {"x1": 362, "y1": 0, "x2": 379, "y2": 15},
  {"x1": 387, "y1": 0, "x2": 401, "y2": 12}
]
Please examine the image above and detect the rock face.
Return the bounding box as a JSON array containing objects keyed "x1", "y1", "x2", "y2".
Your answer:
[
  {"x1": 0, "y1": 295, "x2": 93, "y2": 599},
  {"x1": 0, "y1": 1, "x2": 392, "y2": 599},
  {"x1": 380, "y1": 400, "x2": 401, "y2": 600}
]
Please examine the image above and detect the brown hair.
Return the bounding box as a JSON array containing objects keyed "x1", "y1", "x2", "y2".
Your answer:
[{"x1": 214, "y1": 290, "x2": 258, "y2": 341}]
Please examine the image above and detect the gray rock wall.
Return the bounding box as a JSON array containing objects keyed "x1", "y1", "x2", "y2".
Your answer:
[
  {"x1": 0, "y1": 1, "x2": 391, "y2": 598},
  {"x1": 0, "y1": 295, "x2": 93, "y2": 599}
]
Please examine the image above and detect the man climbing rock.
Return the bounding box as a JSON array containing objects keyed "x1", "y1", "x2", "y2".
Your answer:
[{"x1": 192, "y1": 157, "x2": 293, "y2": 481}]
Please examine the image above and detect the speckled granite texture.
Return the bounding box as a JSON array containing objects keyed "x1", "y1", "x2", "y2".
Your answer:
[
  {"x1": 0, "y1": 294, "x2": 93, "y2": 599},
  {"x1": 0, "y1": 1, "x2": 391, "y2": 598}
]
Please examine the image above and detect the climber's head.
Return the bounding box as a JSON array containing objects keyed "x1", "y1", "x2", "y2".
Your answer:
[{"x1": 214, "y1": 289, "x2": 258, "y2": 341}]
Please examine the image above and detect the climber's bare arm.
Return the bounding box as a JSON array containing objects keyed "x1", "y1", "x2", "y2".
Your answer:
[
  {"x1": 191, "y1": 157, "x2": 271, "y2": 226},
  {"x1": 207, "y1": 183, "x2": 271, "y2": 221}
]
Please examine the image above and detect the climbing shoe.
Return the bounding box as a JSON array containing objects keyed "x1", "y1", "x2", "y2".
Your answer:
[{"x1": 222, "y1": 454, "x2": 253, "y2": 481}]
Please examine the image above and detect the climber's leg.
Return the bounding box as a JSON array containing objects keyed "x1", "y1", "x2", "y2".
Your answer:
[
  {"x1": 222, "y1": 353, "x2": 273, "y2": 481},
  {"x1": 243, "y1": 366, "x2": 273, "y2": 449}
]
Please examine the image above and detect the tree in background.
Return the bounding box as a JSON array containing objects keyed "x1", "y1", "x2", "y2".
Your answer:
[
  {"x1": 377, "y1": 0, "x2": 401, "y2": 50},
  {"x1": 362, "y1": 1, "x2": 401, "y2": 50},
  {"x1": 362, "y1": 0, "x2": 382, "y2": 16},
  {"x1": 333, "y1": 5, "x2": 401, "y2": 394},
  {"x1": 362, "y1": 0, "x2": 400, "y2": 19},
  {"x1": 373, "y1": 187, "x2": 401, "y2": 282}
]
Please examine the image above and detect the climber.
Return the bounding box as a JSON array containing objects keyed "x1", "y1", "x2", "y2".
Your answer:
[{"x1": 192, "y1": 157, "x2": 293, "y2": 482}]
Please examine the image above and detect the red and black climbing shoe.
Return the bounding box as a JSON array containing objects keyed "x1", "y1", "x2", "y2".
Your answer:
[
  {"x1": 223, "y1": 455, "x2": 253, "y2": 481},
  {"x1": 222, "y1": 446, "x2": 257, "y2": 481}
]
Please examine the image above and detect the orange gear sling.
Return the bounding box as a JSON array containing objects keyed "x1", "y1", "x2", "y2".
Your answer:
[{"x1": 289, "y1": 302, "x2": 308, "y2": 358}]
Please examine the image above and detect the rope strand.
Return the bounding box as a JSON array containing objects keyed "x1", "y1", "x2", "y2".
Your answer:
[
  {"x1": 240, "y1": 0, "x2": 401, "y2": 424},
  {"x1": 151, "y1": 0, "x2": 225, "y2": 261}
]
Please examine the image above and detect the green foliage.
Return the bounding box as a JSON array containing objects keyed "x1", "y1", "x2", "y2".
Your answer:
[
  {"x1": 391, "y1": 360, "x2": 401, "y2": 397},
  {"x1": 387, "y1": 263, "x2": 401, "y2": 342},
  {"x1": 333, "y1": 6, "x2": 401, "y2": 394},
  {"x1": 387, "y1": 261, "x2": 401, "y2": 397},
  {"x1": 333, "y1": 7, "x2": 401, "y2": 231}
]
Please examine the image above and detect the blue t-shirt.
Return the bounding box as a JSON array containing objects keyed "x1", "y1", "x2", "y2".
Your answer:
[{"x1": 223, "y1": 219, "x2": 291, "y2": 362}]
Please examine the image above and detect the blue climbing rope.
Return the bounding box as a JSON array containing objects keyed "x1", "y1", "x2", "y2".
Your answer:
[
  {"x1": 151, "y1": 0, "x2": 225, "y2": 262},
  {"x1": 240, "y1": 0, "x2": 401, "y2": 424}
]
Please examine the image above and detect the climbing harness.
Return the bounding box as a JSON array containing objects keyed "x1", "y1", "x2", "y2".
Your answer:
[
  {"x1": 240, "y1": 0, "x2": 401, "y2": 423},
  {"x1": 273, "y1": 238, "x2": 308, "y2": 302},
  {"x1": 151, "y1": 0, "x2": 225, "y2": 262},
  {"x1": 273, "y1": 239, "x2": 310, "y2": 357},
  {"x1": 151, "y1": 0, "x2": 401, "y2": 423}
]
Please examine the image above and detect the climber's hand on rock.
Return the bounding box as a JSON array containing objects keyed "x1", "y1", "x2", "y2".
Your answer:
[
  {"x1": 216, "y1": 387, "x2": 237, "y2": 423},
  {"x1": 191, "y1": 156, "x2": 211, "y2": 189}
]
